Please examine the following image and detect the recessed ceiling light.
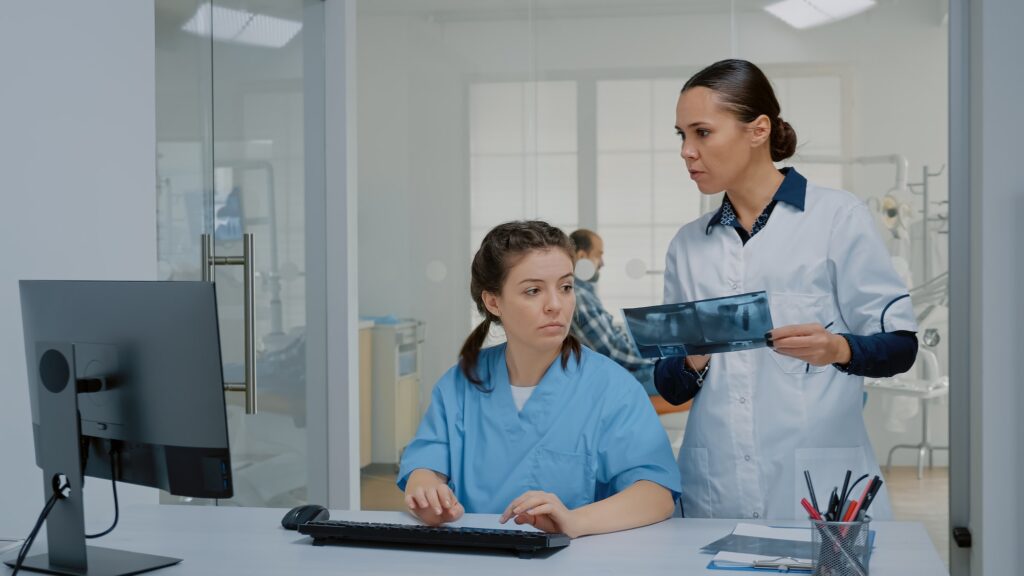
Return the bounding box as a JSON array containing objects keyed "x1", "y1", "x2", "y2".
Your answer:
[
  {"x1": 764, "y1": 0, "x2": 876, "y2": 30},
  {"x1": 182, "y1": 3, "x2": 301, "y2": 48}
]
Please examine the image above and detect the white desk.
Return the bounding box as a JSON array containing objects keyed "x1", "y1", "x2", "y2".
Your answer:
[{"x1": 2, "y1": 506, "x2": 948, "y2": 575}]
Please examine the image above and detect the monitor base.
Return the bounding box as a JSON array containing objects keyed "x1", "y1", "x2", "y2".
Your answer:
[{"x1": 5, "y1": 545, "x2": 181, "y2": 576}]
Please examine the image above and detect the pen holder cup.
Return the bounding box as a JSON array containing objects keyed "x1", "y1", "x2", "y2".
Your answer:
[{"x1": 810, "y1": 516, "x2": 871, "y2": 576}]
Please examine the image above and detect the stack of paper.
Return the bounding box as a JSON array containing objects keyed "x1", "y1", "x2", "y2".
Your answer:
[
  {"x1": 710, "y1": 551, "x2": 813, "y2": 571},
  {"x1": 1, "y1": 538, "x2": 23, "y2": 556},
  {"x1": 703, "y1": 523, "x2": 814, "y2": 572}
]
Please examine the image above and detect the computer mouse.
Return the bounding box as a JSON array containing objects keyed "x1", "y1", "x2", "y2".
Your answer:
[{"x1": 281, "y1": 504, "x2": 329, "y2": 530}]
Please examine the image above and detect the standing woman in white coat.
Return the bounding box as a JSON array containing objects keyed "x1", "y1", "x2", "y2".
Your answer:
[{"x1": 655, "y1": 59, "x2": 918, "y2": 521}]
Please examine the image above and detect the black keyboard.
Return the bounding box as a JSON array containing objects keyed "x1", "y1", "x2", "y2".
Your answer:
[{"x1": 298, "y1": 519, "x2": 570, "y2": 558}]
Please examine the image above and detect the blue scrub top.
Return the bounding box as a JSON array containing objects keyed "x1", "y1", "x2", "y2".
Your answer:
[{"x1": 397, "y1": 344, "x2": 682, "y2": 513}]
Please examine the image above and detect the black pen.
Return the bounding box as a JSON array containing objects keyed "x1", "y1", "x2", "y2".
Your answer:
[
  {"x1": 826, "y1": 488, "x2": 839, "y2": 521},
  {"x1": 804, "y1": 470, "x2": 820, "y2": 513},
  {"x1": 861, "y1": 478, "x2": 885, "y2": 514},
  {"x1": 840, "y1": 470, "x2": 852, "y2": 504}
]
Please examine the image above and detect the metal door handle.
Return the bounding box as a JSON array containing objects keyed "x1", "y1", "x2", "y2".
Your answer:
[{"x1": 202, "y1": 233, "x2": 257, "y2": 414}]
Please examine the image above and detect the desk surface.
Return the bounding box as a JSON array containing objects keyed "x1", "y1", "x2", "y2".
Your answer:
[{"x1": 3, "y1": 506, "x2": 948, "y2": 575}]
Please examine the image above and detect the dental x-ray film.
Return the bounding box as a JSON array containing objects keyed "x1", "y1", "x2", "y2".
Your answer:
[{"x1": 622, "y1": 291, "x2": 774, "y2": 358}]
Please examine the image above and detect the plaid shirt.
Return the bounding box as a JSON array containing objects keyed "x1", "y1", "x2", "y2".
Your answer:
[{"x1": 572, "y1": 279, "x2": 653, "y2": 373}]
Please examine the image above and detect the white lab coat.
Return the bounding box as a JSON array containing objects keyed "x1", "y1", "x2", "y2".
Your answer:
[{"x1": 664, "y1": 178, "x2": 916, "y2": 520}]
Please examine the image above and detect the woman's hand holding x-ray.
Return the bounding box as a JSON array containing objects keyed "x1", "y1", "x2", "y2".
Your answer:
[
  {"x1": 404, "y1": 468, "x2": 465, "y2": 526},
  {"x1": 499, "y1": 491, "x2": 583, "y2": 538},
  {"x1": 768, "y1": 323, "x2": 852, "y2": 366}
]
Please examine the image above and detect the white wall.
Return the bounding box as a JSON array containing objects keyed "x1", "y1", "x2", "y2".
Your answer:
[
  {"x1": 357, "y1": 10, "x2": 471, "y2": 406},
  {"x1": 356, "y1": 0, "x2": 950, "y2": 465},
  {"x1": 969, "y1": 0, "x2": 1024, "y2": 572},
  {"x1": 0, "y1": 1, "x2": 156, "y2": 537}
]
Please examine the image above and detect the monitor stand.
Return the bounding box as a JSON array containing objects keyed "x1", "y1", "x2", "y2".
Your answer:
[
  {"x1": 5, "y1": 342, "x2": 181, "y2": 576},
  {"x1": 10, "y1": 548, "x2": 181, "y2": 576}
]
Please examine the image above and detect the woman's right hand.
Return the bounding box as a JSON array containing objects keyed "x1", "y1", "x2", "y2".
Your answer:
[{"x1": 404, "y1": 468, "x2": 464, "y2": 526}]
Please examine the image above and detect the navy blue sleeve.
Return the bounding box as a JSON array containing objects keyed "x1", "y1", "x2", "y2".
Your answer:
[
  {"x1": 654, "y1": 356, "x2": 702, "y2": 406},
  {"x1": 836, "y1": 330, "x2": 918, "y2": 378}
]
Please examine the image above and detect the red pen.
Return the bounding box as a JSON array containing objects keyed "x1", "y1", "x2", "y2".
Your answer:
[
  {"x1": 839, "y1": 500, "x2": 862, "y2": 538},
  {"x1": 840, "y1": 479, "x2": 874, "y2": 536},
  {"x1": 842, "y1": 499, "x2": 861, "y2": 523},
  {"x1": 801, "y1": 498, "x2": 823, "y2": 520}
]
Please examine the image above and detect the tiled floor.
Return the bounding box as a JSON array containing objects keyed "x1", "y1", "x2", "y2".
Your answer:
[{"x1": 361, "y1": 464, "x2": 950, "y2": 567}]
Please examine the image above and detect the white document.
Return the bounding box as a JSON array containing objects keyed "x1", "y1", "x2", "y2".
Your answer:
[
  {"x1": 0, "y1": 539, "x2": 23, "y2": 555},
  {"x1": 711, "y1": 551, "x2": 813, "y2": 570}
]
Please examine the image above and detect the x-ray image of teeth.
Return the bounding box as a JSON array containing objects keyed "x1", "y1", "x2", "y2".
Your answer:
[{"x1": 622, "y1": 291, "x2": 774, "y2": 358}]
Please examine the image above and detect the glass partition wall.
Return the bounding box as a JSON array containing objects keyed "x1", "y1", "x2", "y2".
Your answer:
[
  {"x1": 155, "y1": 0, "x2": 327, "y2": 508},
  {"x1": 355, "y1": 0, "x2": 950, "y2": 564}
]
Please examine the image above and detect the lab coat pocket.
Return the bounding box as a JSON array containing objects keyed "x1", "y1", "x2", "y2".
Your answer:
[
  {"x1": 530, "y1": 447, "x2": 595, "y2": 510},
  {"x1": 793, "y1": 447, "x2": 868, "y2": 519},
  {"x1": 677, "y1": 447, "x2": 712, "y2": 518},
  {"x1": 768, "y1": 292, "x2": 830, "y2": 375}
]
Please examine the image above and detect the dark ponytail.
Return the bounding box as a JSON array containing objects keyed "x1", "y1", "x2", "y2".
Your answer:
[
  {"x1": 682, "y1": 59, "x2": 798, "y2": 162},
  {"x1": 458, "y1": 316, "x2": 494, "y2": 385},
  {"x1": 459, "y1": 221, "x2": 582, "y2": 387}
]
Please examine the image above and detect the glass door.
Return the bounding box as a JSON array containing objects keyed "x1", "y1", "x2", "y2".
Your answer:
[{"x1": 156, "y1": 0, "x2": 324, "y2": 507}]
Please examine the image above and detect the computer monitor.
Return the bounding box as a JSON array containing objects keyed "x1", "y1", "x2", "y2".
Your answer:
[{"x1": 12, "y1": 280, "x2": 233, "y2": 576}]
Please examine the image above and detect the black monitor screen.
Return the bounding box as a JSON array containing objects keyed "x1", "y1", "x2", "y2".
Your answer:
[{"x1": 20, "y1": 280, "x2": 232, "y2": 499}]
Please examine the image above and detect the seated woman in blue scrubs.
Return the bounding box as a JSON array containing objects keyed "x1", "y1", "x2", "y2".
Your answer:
[{"x1": 398, "y1": 221, "x2": 681, "y2": 538}]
